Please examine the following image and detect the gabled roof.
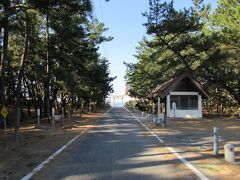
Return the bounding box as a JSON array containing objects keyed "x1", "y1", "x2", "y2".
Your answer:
[{"x1": 147, "y1": 71, "x2": 209, "y2": 99}]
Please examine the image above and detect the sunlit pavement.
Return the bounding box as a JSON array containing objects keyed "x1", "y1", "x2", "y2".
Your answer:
[{"x1": 34, "y1": 107, "x2": 199, "y2": 180}]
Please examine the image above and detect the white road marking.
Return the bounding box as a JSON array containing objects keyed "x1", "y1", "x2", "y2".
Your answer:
[
  {"x1": 103, "y1": 108, "x2": 112, "y2": 116},
  {"x1": 125, "y1": 108, "x2": 209, "y2": 180},
  {"x1": 21, "y1": 108, "x2": 112, "y2": 180}
]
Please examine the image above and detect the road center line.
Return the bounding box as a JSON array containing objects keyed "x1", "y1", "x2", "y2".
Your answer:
[
  {"x1": 125, "y1": 108, "x2": 209, "y2": 180},
  {"x1": 21, "y1": 108, "x2": 112, "y2": 180}
]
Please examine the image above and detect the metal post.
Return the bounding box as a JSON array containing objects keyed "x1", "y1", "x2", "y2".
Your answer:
[
  {"x1": 3, "y1": 118, "x2": 7, "y2": 148},
  {"x1": 162, "y1": 113, "x2": 167, "y2": 127},
  {"x1": 214, "y1": 127, "x2": 219, "y2": 156},
  {"x1": 61, "y1": 107, "x2": 64, "y2": 121},
  {"x1": 37, "y1": 108, "x2": 40, "y2": 126},
  {"x1": 220, "y1": 103, "x2": 223, "y2": 119},
  {"x1": 3, "y1": 117, "x2": 7, "y2": 130},
  {"x1": 68, "y1": 109, "x2": 71, "y2": 121},
  {"x1": 152, "y1": 103, "x2": 155, "y2": 114},
  {"x1": 1, "y1": 107, "x2": 8, "y2": 148},
  {"x1": 51, "y1": 107, "x2": 55, "y2": 126},
  {"x1": 157, "y1": 97, "x2": 161, "y2": 124}
]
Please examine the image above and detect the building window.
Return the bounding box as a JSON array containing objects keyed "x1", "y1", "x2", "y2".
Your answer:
[{"x1": 170, "y1": 95, "x2": 198, "y2": 110}]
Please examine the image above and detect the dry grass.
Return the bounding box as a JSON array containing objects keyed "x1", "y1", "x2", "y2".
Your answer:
[{"x1": 0, "y1": 109, "x2": 107, "y2": 180}]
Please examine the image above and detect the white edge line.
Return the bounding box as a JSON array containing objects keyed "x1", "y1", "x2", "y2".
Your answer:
[
  {"x1": 125, "y1": 108, "x2": 209, "y2": 180},
  {"x1": 21, "y1": 108, "x2": 111, "y2": 180},
  {"x1": 103, "y1": 108, "x2": 112, "y2": 116}
]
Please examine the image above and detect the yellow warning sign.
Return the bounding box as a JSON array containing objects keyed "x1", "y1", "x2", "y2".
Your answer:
[{"x1": 1, "y1": 107, "x2": 8, "y2": 118}]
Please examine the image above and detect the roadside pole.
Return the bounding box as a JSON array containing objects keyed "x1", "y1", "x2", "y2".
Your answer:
[
  {"x1": 68, "y1": 109, "x2": 71, "y2": 121},
  {"x1": 37, "y1": 108, "x2": 40, "y2": 127},
  {"x1": 157, "y1": 97, "x2": 161, "y2": 126},
  {"x1": 3, "y1": 117, "x2": 7, "y2": 148},
  {"x1": 152, "y1": 103, "x2": 155, "y2": 114},
  {"x1": 51, "y1": 107, "x2": 55, "y2": 127},
  {"x1": 214, "y1": 127, "x2": 219, "y2": 156},
  {"x1": 172, "y1": 102, "x2": 176, "y2": 120},
  {"x1": 61, "y1": 107, "x2": 65, "y2": 121},
  {"x1": 1, "y1": 106, "x2": 8, "y2": 148}
]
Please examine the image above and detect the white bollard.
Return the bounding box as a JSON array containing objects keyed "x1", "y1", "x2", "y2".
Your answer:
[
  {"x1": 153, "y1": 116, "x2": 156, "y2": 123},
  {"x1": 51, "y1": 107, "x2": 55, "y2": 126},
  {"x1": 214, "y1": 127, "x2": 219, "y2": 156},
  {"x1": 172, "y1": 102, "x2": 176, "y2": 119},
  {"x1": 37, "y1": 108, "x2": 41, "y2": 126},
  {"x1": 147, "y1": 114, "x2": 150, "y2": 120},
  {"x1": 224, "y1": 144, "x2": 235, "y2": 162},
  {"x1": 142, "y1": 112, "x2": 144, "y2": 116}
]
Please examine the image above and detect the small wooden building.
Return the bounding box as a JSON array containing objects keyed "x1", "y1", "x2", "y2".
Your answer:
[{"x1": 148, "y1": 71, "x2": 209, "y2": 118}]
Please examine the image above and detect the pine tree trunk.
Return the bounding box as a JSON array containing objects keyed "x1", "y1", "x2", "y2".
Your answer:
[
  {"x1": 0, "y1": 4, "x2": 9, "y2": 107},
  {"x1": 15, "y1": 14, "x2": 30, "y2": 142},
  {"x1": 44, "y1": 9, "x2": 51, "y2": 122}
]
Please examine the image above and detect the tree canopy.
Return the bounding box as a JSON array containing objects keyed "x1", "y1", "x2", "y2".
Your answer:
[
  {"x1": 125, "y1": 0, "x2": 240, "y2": 107},
  {"x1": 0, "y1": 0, "x2": 115, "y2": 140}
]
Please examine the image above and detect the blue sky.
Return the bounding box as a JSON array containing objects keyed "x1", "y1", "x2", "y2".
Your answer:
[{"x1": 92, "y1": 0, "x2": 218, "y2": 95}]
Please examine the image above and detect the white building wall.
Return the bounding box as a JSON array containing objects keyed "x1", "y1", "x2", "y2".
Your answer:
[{"x1": 167, "y1": 92, "x2": 202, "y2": 118}]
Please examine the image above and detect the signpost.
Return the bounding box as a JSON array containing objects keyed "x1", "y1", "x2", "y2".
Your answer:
[
  {"x1": 1, "y1": 106, "x2": 8, "y2": 148},
  {"x1": 1, "y1": 106, "x2": 8, "y2": 129}
]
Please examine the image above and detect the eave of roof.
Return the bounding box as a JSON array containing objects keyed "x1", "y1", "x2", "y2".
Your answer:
[{"x1": 147, "y1": 71, "x2": 209, "y2": 99}]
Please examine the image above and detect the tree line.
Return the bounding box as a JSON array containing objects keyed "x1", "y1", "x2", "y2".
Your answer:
[
  {"x1": 0, "y1": 0, "x2": 115, "y2": 139},
  {"x1": 125, "y1": 0, "x2": 240, "y2": 114}
]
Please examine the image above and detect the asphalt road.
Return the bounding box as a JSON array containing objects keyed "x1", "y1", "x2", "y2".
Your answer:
[{"x1": 34, "y1": 107, "x2": 198, "y2": 180}]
